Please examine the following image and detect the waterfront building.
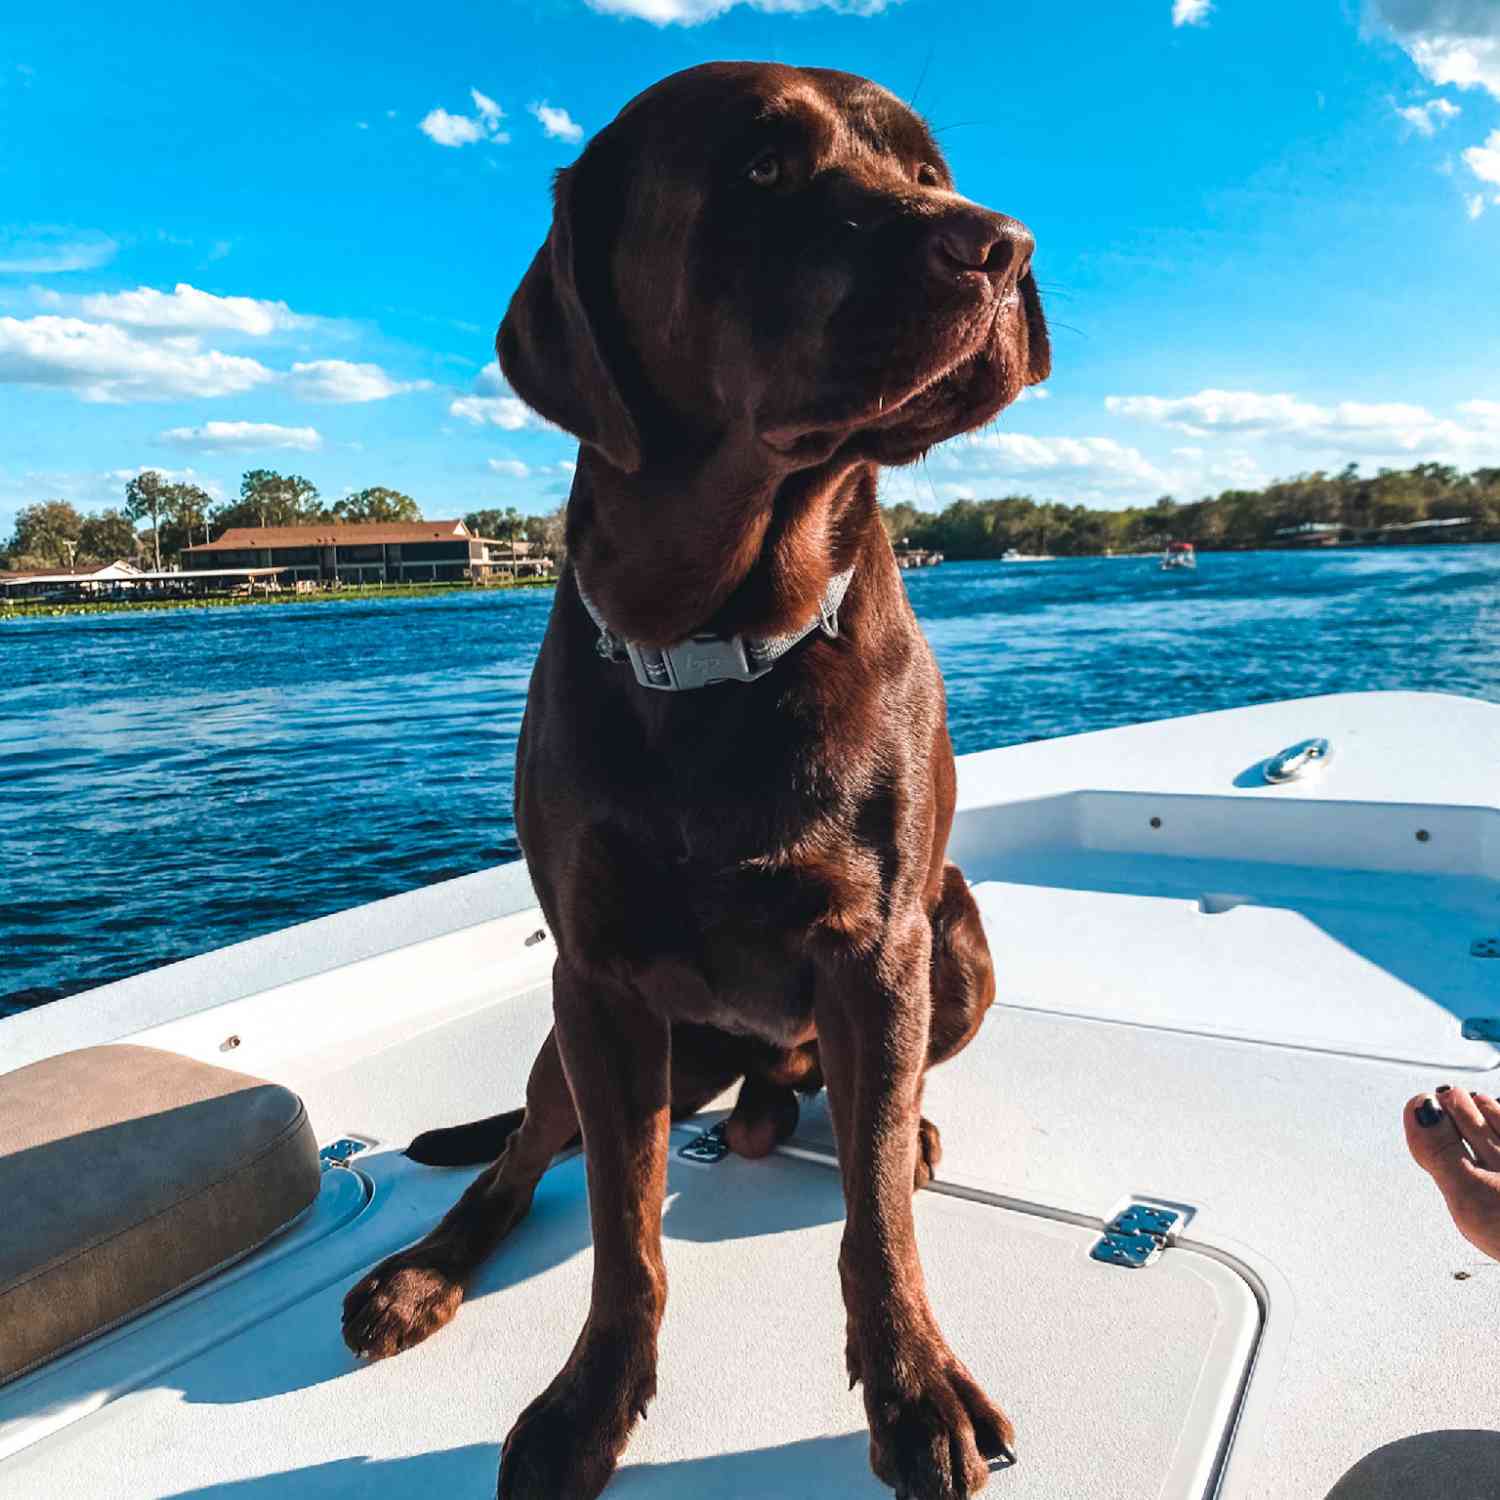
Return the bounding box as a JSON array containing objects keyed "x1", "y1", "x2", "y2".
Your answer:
[
  {"x1": 181, "y1": 521, "x2": 549, "y2": 586},
  {"x1": 0, "y1": 560, "x2": 145, "y2": 599}
]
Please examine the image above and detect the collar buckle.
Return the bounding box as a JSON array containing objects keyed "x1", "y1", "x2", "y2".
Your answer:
[{"x1": 625, "y1": 633, "x2": 774, "y2": 691}]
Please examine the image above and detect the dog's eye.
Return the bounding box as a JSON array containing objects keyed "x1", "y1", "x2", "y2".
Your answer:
[
  {"x1": 745, "y1": 152, "x2": 782, "y2": 189},
  {"x1": 916, "y1": 163, "x2": 942, "y2": 187}
]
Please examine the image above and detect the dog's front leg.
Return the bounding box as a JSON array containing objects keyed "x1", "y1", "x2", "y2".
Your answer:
[
  {"x1": 497, "y1": 961, "x2": 671, "y2": 1500},
  {"x1": 816, "y1": 915, "x2": 1015, "y2": 1500}
]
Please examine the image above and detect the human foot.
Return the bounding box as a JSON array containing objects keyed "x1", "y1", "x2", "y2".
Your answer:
[{"x1": 1404, "y1": 1087, "x2": 1500, "y2": 1261}]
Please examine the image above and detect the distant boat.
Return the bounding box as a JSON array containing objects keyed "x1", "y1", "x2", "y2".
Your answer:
[
  {"x1": 1160, "y1": 541, "x2": 1196, "y2": 571},
  {"x1": 1001, "y1": 548, "x2": 1054, "y2": 563}
]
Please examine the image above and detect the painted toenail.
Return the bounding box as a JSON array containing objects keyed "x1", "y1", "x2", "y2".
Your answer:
[
  {"x1": 1417, "y1": 1100, "x2": 1444, "y2": 1127},
  {"x1": 1437, "y1": 1085, "x2": 1453, "y2": 1095}
]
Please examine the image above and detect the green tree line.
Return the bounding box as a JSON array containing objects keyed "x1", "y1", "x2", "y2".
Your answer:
[
  {"x1": 881, "y1": 462, "x2": 1500, "y2": 559},
  {"x1": 1, "y1": 470, "x2": 565, "y2": 572},
  {"x1": 11, "y1": 459, "x2": 1498, "y2": 574}
]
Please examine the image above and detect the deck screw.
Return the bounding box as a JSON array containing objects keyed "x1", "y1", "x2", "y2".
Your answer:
[
  {"x1": 1416, "y1": 829, "x2": 1431, "y2": 843},
  {"x1": 1149, "y1": 816, "x2": 1162, "y2": 829},
  {"x1": 525, "y1": 929, "x2": 547, "y2": 947},
  {"x1": 219, "y1": 1035, "x2": 241, "y2": 1052}
]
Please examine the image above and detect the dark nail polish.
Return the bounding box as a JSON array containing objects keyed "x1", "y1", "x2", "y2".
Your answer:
[
  {"x1": 1417, "y1": 1101, "x2": 1444, "y2": 1127},
  {"x1": 1437, "y1": 1084, "x2": 1453, "y2": 1095}
]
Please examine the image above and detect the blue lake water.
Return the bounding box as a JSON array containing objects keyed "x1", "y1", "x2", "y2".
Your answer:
[{"x1": 4, "y1": 545, "x2": 1498, "y2": 1013}]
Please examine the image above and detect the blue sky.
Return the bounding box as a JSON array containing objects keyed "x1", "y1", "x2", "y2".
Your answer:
[{"x1": 2, "y1": 0, "x2": 1498, "y2": 533}]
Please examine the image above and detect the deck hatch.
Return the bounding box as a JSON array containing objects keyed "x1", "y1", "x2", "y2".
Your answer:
[{"x1": 2, "y1": 1135, "x2": 1261, "y2": 1500}]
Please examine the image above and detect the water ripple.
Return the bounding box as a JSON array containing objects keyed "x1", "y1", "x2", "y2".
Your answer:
[{"x1": 4, "y1": 550, "x2": 1499, "y2": 1011}]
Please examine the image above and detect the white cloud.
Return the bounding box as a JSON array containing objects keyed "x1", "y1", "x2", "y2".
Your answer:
[
  {"x1": 288, "y1": 359, "x2": 432, "y2": 403},
  {"x1": 942, "y1": 432, "x2": 1171, "y2": 488},
  {"x1": 558, "y1": 458, "x2": 577, "y2": 474},
  {"x1": 0, "y1": 315, "x2": 274, "y2": 402},
  {"x1": 162, "y1": 421, "x2": 323, "y2": 452},
  {"x1": 471, "y1": 88, "x2": 505, "y2": 126},
  {"x1": 1367, "y1": 0, "x2": 1500, "y2": 101},
  {"x1": 0, "y1": 311, "x2": 427, "y2": 406},
  {"x1": 1172, "y1": 0, "x2": 1212, "y2": 26},
  {"x1": 1107, "y1": 386, "x2": 1500, "y2": 461},
  {"x1": 1014, "y1": 386, "x2": 1050, "y2": 402},
  {"x1": 1108, "y1": 389, "x2": 1326, "y2": 435},
  {"x1": 105, "y1": 465, "x2": 225, "y2": 497},
  {"x1": 530, "y1": 101, "x2": 584, "y2": 144},
  {"x1": 487, "y1": 457, "x2": 531, "y2": 477},
  {"x1": 584, "y1": 0, "x2": 894, "y2": 24},
  {"x1": 450, "y1": 365, "x2": 537, "y2": 428},
  {"x1": 1394, "y1": 95, "x2": 1461, "y2": 133},
  {"x1": 420, "y1": 90, "x2": 511, "y2": 147},
  {"x1": 1464, "y1": 127, "x2": 1500, "y2": 185},
  {"x1": 1468, "y1": 191, "x2": 1488, "y2": 217},
  {"x1": 0, "y1": 228, "x2": 117, "y2": 274},
  {"x1": 67, "y1": 283, "x2": 311, "y2": 337},
  {"x1": 420, "y1": 108, "x2": 486, "y2": 147},
  {"x1": 452, "y1": 393, "x2": 533, "y2": 427}
]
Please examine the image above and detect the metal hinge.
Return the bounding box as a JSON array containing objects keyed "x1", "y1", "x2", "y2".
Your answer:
[
  {"x1": 320, "y1": 1135, "x2": 375, "y2": 1171},
  {"x1": 677, "y1": 1121, "x2": 730, "y2": 1167},
  {"x1": 1091, "y1": 1203, "x2": 1182, "y2": 1269}
]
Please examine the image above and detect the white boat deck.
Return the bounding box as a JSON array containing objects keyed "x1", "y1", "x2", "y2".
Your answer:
[{"x1": 4, "y1": 691, "x2": 1499, "y2": 1499}]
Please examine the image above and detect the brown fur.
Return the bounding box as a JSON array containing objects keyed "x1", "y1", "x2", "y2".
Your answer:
[{"x1": 342, "y1": 60, "x2": 1047, "y2": 1500}]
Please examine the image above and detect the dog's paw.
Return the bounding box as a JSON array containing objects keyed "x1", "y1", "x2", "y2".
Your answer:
[
  {"x1": 725, "y1": 1081, "x2": 801, "y2": 1160},
  {"x1": 498, "y1": 1342, "x2": 655, "y2": 1500},
  {"x1": 342, "y1": 1250, "x2": 464, "y2": 1360},
  {"x1": 865, "y1": 1351, "x2": 1014, "y2": 1499},
  {"x1": 914, "y1": 1116, "x2": 943, "y2": 1191}
]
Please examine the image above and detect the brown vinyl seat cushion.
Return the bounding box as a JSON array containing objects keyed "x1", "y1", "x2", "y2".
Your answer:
[{"x1": 0, "y1": 1044, "x2": 321, "y2": 1384}]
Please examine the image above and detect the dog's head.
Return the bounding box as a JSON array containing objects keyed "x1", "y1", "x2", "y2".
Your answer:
[{"x1": 499, "y1": 62, "x2": 1049, "y2": 476}]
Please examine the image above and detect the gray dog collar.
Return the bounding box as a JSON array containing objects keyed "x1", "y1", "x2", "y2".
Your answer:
[{"x1": 577, "y1": 567, "x2": 853, "y2": 691}]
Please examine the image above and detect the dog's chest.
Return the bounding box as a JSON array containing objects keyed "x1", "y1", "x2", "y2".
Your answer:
[{"x1": 623, "y1": 861, "x2": 823, "y2": 1045}]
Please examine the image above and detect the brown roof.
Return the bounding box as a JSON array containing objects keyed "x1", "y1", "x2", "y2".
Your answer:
[{"x1": 183, "y1": 521, "x2": 472, "y2": 552}]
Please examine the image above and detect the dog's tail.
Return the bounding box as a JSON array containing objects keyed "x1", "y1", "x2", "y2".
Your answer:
[{"x1": 406, "y1": 1107, "x2": 527, "y2": 1166}]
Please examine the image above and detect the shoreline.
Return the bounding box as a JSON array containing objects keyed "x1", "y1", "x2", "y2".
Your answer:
[{"x1": 1, "y1": 576, "x2": 558, "y2": 622}]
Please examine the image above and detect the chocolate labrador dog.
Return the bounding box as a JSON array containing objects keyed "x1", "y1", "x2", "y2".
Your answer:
[{"x1": 342, "y1": 61, "x2": 1048, "y2": 1500}]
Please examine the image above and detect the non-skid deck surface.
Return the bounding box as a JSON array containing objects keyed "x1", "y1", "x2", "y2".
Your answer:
[{"x1": 9, "y1": 939, "x2": 1497, "y2": 1500}]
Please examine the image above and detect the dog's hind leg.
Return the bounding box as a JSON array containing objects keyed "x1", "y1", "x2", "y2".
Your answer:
[
  {"x1": 912, "y1": 863, "x2": 997, "y2": 1189},
  {"x1": 724, "y1": 1070, "x2": 802, "y2": 1159},
  {"x1": 342, "y1": 1028, "x2": 578, "y2": 1361},
  {"x1": 928, "y1": 863, "x2": 996, "y2": 1065}
]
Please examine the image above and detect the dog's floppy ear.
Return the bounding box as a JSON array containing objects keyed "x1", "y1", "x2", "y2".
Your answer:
[{"x1": 497, "y1": 160, "x2": 642, "y2": 475}]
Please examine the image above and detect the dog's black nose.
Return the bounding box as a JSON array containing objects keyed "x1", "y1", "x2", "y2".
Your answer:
[{"x1": 928, "y1": 213, "x2": 1034, "y2": 283}]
